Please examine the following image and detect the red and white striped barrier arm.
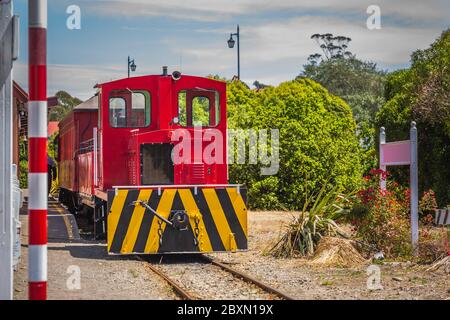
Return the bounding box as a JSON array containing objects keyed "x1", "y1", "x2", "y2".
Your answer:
[{"x1": 28, "y1": 0, "x2": 47, "y2": 300}]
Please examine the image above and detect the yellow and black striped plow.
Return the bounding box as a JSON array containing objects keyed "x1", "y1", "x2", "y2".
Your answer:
[{"x1": 106, "y1": 187, "x2": 248, "y2": 254}]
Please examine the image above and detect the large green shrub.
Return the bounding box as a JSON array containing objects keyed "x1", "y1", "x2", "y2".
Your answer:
[
  {"x1": 227, "y1": 79, "x2": 363, "y2": 210},
  {"x1": 376, "y1": 29, "x2": 450, "y2": 206}
]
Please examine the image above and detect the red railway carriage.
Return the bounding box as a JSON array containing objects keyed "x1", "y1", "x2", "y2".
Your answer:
[
  {"x1": 58, "y1": 96, "x2": 98, "y2": 207},
  {"x1": 57, "y1": 70, "x2": 248, "y2": 254}
]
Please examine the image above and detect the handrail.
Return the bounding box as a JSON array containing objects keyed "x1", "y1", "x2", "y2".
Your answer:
[
  {"x1": 112, "y1": 184, "x2": 244, "y2": 196},
  {"x1": 113, "y1": 184, "x2": 243, "y2": 189}
]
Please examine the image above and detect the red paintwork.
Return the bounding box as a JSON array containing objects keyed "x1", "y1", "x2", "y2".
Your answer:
[
  {"x1": 28, "y1": 209, "x2": 47, "y2": 244},
  {"x1": 58, "y1": 110, "x2": 98, "y2": 192},
  {"x1": 78, "y1": 152, "x2": 94, "y2": 196},
  {"x1": 28, "y1": 138, "x2": 47, "y2": 172},
  {"x1": 59, "y1": 74, "x2": 228, "y2": 200},
  {"x1": 28, "y1": 282, "x2": 46, "y2": 300}
]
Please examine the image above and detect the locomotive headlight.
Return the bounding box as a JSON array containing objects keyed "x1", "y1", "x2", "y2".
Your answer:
[
  {"x1": 172, "y1": 116, "x2": 180, "y2": 125},
  {"x1": 172, "y1": 70, "x2": 182, "y2": 81}
]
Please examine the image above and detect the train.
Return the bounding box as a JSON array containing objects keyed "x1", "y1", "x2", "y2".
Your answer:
[{"x1": 56, "y1": 68, "x2": 248, "y2": 254}]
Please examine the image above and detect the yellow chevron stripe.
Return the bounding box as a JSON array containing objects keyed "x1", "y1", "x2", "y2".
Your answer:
[
  {"x1": 107, "y1": 190, "x2": 128, "y2": 251},
  {"x1": 202, "y1": 188, "x2": 233, "y2": 250},
  {"x1": 120, "y1": 189, "x2": 152, "y2": 253},
  {"x1": 178, "y1": 189, "x2": 213, "y2": 252},
  {"x1": 226, "y1": 188, "x2": 248, "y2": 237},
  {"x1": 144, "y1": 189, "x2": 176, "y2": 253}
]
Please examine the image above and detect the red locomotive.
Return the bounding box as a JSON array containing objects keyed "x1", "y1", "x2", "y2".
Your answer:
[{"x1": 57, "y1": 69, "x2": 248, "y2": 254}]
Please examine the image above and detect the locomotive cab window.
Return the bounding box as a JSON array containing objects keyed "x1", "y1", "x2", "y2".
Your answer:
[
  {"x1": 109, "y1": 90, "x2": 151, "y2": 128},
  {"x1": 178, "y1": 89, "x2": 220, "y2": 127}
]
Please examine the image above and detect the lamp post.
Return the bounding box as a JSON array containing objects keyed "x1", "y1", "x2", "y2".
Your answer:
[
  {"x1": 128, "y1": 56, "x2": 137, "y2": 78},
  {"x1": 227, "y1": 24, "x2": 240, "y2": 80}
]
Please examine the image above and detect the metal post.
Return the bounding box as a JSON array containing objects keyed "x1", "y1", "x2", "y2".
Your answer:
[
  {"x1": 93, "y1": 127, "x2": 98, "y2": 186},
  {"x1": 379, "y1": 127, "x2": 386, "y2": 191},
  {"x1": 410, "y1": 121, "x2": 419, "y2": 255},
  {"x1": 236, "y1": 25, "x2": 240, "y2": 80},
  {"x1": 28, "y1": 0, "x2": 48, "y2": 300},
  {"x1": 0, "y1": 0, "x2": 14, "y2": 301},
  {"x1": 127, "y1": 55, "x2": 130, "y2": 78}
]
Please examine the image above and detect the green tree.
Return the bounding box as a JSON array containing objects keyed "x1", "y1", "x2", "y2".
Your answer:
[
  {"x1": 20, "y1": 91, "x2": 80, "y2": 187},
  {"x1": 309, "y1": 33, "x2": 352, "y2": 61},
  {"x1": 48, "y1": 90, "x2": 82, "y2": 121},
  {"x1": 253, "y1": 80, "x2": 270, "y2": 90},
  {"x1": 227, "y1": 79, "x2": 363, "y2": 210},
  {"x1": 300, "y1": 56, "x2": 386, "y2": 124},
  {"x1": 376, "y1": 29, "x2": 450, "y2": 206},
  {"x1": 299, "y1": 35, "x2": 386, "y2": 173}
]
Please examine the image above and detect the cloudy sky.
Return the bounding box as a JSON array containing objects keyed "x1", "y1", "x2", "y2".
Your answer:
[{"x1": 13, "y1": 0, "x2": 450, "y2": 100}]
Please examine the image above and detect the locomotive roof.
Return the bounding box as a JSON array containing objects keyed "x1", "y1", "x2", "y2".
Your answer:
[{"x1": 95, "y1": 73, "x2": 226, "y2": 87}]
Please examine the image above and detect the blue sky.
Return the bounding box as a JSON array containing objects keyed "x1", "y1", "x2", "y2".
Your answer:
[{"x1": 13, "y1": 0, "x2": 450, "y2": 100}]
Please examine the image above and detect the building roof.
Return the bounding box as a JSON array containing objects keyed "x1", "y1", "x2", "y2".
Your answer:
[
  {"x1": 74, "y1": 95, "x2": 98, "y2": 110},
  {"x1": 13, "y1": 81, "x2": 28, "y2": 103}
]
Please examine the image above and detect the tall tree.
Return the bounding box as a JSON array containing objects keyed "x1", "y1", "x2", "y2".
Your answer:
[
  {"x1": 48, "y1": 91, "x2": 82, "y2": 121},
  {"x1": 376, "y1": 29, "x2": 450, "y2": 206},
  {"x1": 299, "y1": 34, "x2": 386, "y2": 172},
  {"x1": 309, "y1": 33, "x2": 353, "y2": 62},
  {"x1": 253, "y1": 80, "x2": 270, "y2": 90}
]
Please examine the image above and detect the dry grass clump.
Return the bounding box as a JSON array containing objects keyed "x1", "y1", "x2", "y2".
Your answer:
[
  {"x1": 268, "y1": 212, "x2": 340, "y2": 258},
  {"x1": 310, "y1": 236, "x2": 367, "y2": 267},
  {"x1": 267, "y1": 184, "x2": 355, "y2": 258},
  {"x1": 426, "y1": 256, "x2": 450, "y2": 273}
]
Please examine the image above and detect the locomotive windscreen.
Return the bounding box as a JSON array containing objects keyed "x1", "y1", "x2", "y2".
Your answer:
[{"x1": 140, "y1": 144, "x2": 174, "y2": 185}]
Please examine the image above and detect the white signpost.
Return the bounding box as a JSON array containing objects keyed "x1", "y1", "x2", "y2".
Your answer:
[{"x1": 379, "y1": 122, "x2": 419, "y2": 254}]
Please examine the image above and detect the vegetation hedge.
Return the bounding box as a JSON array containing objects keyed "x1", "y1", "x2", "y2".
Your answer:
[
  {"x1": 227, "y1": 78, "x2": 363, "y2": 210},
  {"x1": 375, "y1": 29, "x2": 450, "y2": 206}
]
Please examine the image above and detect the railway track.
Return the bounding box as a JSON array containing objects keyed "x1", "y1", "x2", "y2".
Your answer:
[{"x1": 137, "y1": 254, "x2": 294, "y2": 300}]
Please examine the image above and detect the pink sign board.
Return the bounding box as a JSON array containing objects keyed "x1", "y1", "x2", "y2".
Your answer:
[{"x1": 381, "y1": 140, "x2": 411, "y2": 166}]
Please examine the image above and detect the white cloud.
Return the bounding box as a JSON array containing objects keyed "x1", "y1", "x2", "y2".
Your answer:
[
  {"x1": 172, "y1": 15, "x2": 444, "y2": 85},
  {"x1": 86, "y1": 0, "x2": 450, "y2": 24},
  {"x1": 13, "y1": 14, "x2": 443, "y2": 98},
  {"x1": 13, "y1": 1, "x2": 448, "y2": 97},
  {"x1": 244, "y1": 16, "x2": 442, "y2": 65},
  {"x1": 14, "y1": 63, "x2": 129, "y2": 100}
]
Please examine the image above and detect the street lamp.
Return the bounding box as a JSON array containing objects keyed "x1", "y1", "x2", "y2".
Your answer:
[
  {"x1": 128, "y1": 56, "x2": 137, "y2": 78},
  {"x1": 227, "y1": 24, "x2": 240, "y2": 80}
]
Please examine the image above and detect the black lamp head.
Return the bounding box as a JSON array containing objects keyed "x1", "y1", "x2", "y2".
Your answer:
[
  {"x1": 227, "y1": 34, "x2": 235, "y2": 48},
  {"x1": 130, "y1": 60, "x2": 137, "y2": 72}
]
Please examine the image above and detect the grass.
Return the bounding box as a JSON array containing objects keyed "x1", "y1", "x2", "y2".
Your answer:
[{"x1": 267, "y1": 183, "x2": 355, "y2": 258}]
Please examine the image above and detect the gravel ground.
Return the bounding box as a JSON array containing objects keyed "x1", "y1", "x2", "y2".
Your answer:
[
  {"x1": 148, "y1": 256, "x2": 281, "y2": 300},
  {"x1": 14, "y1": 207, "x2": 449, "y2": 300},
  {"x1": 211, "y1": 211, "x2": 450, "y2": 300},
  {"x1": 14, "y1": 204, "x2": 178, "y2": 300}
]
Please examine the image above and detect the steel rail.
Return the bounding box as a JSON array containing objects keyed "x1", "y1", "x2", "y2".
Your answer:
[
  {"x1": 138, "y1": 254, "x2": 295, "y2": 300},
  {"x1": 201, "y1": 255, "x2": 295, "y2": 300},
  {"x1": 136, "y1": 256, "x2": 196, "y2": 300}
]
